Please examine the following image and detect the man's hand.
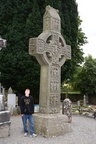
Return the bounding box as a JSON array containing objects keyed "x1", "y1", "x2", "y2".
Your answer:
[{"x1": 21, "y1": 114, "x2": 24, "y2": 117}]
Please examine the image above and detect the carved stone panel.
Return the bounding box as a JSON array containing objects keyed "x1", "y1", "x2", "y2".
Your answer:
[
  {"x1": 29, "y1": 38, "x2": 37, "y2": 55},
  {"x1": 50, "y1": 94, "x2": 59, "y2": 107},
  {"x1": 37, "y1": 39, "x2": 45, "y2": 53},
  {"x1": 39, "y1": 107, "x2": 46, "y2": 114},
  {"x1": 62, "y1": 45, "x2": 71, "y2": 59},
  {"x1": 50, "y1": 80, "x2": 59, "y2": 93},
  {"x1": 52, "y1": 18, "x2": 60, "y2": 31},
  {"x1": 49, "y1": 94, "x2": 60, "y2": 114},
  {"x1": 51, "y1": 65, "x2": 59, "y2": 78},
  {"x1": 44, "y1": 11, "x2": 50, "y2": 31}
]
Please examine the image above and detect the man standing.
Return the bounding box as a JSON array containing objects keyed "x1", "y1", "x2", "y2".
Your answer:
[{"x1": 20, "y1": 88, "x2": 37, "y2": 137}]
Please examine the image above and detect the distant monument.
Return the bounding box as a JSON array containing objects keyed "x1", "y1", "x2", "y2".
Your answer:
[
  {"x1": 0, "y1": 35, "x2": 6, "y2": 94},
  {"x1": 0, "y1": 36, "x2": 11, "y2": 138},
  {"x1": 29, "y1": 5, "x2": 71, "y2": 137}
]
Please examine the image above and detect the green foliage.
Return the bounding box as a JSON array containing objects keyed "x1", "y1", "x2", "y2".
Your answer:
[
  {"x1": 25, "y1": 0, "x2": 42, "y2": 38},
  {"x1": 0, "y1": 0, "x2": 87, "y2": 101},
  {"x1": 78, "y1": 16, "x2": 88, "y2": 46},
  {"x1": 0, "y1": 49, "x2": 40, "y2": 96},
  {"x1": 72, "y1": 55, "x2": 96, "y2": 95},
  {"x1": 60, "y1": 0, "x2": 87, "y2": 82}
]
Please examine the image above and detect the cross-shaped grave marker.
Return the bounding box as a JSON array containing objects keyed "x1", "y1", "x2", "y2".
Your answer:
[{"x1": 29, "y1": 5, "x2": 71, "y2": 114}]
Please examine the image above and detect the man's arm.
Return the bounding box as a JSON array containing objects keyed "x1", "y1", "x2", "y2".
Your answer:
[{"x1": 20, "y1": 96, "x2": 24, "y2": 115}]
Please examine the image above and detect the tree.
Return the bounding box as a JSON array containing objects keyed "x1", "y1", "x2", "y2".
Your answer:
[
  {"x1": 0, "y1": 49, "x2": 40, "y2": 95},
  {"x1": 72, "y1": 55, "x2": 96, "y2": 95},
  {"x1": 60, "y1": 0, "x2": 87, "y2": 82},
  {"x1": 0, "y1": 0, "x2": 87, "y2": 100},
  {"x1": 25, "y1": 0, "x2": 42, "y2": 39},
  {"x1": 0, "y1": 0, "x2": 41, "y2": 98}
]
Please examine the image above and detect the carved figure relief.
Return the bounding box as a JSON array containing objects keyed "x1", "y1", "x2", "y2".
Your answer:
[
  {"x1": 39, "y1": 107, "x2": 46, "y2": 114},
  {"x1": 50, "y1": 95, "x2": 59, "y2": 107},
  {"x1": 50, "y1": 80, "x2": 59, "y2": 92},
  {"x1": 51, "y1": 65, "x2": 59, "y2": 78},
  {"x1": 52, "y1": 32, "x2": 59, "y2": 44},
  {"x1": 50, "y1": 108, "x2": 59, "y2": 114}
]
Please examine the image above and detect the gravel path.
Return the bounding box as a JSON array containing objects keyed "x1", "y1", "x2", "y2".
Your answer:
[{"x1": 0, "y1": 115, "x2": 96, "y2": 144}]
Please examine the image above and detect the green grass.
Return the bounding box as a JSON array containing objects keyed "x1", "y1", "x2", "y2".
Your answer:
[
  {"x1": 62, "y1": 91, "x2": 80, "y2": 94},
  {"x1": 72, "y1": 105, "x2": 88, "y2": 109}
]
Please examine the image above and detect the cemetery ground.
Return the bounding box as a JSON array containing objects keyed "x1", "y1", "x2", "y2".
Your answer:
[{"x1": 0, "y1": 103, "x2": 96, "y2": 144}]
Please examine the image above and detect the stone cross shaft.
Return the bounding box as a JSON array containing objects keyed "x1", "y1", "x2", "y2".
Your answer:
[{"x1": 29, "y1": 6, "x2": 71, "y2": 114}]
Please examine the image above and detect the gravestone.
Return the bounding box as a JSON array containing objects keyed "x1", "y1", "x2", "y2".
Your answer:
[
  {"x1": 7, "y1": 87, "x2": 16, "y2": 114},
  {"x1": 63, "y1": 98, "x2": 72, "y2": 123},
  {"x1": 0, "y1": 36, "x2": 11, "y2": 138},
  {"x1": 0, "y1": 94, "x2": 4, "y2": 111},
  {"x1": 29, "y1": 5, "x2": 71, "y2": 137},
  {"x1": 77, "y1": 100, "x2": 80, "y2": 107},
  {"x1": 83, "y1": 95, "x2": 87, "y2": 106},
  {"x1": 8, "y1": 87, "x2": 13, "y2": 94}
]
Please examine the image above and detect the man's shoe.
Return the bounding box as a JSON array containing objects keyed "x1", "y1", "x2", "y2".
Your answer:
[
  {"x1": 30, "y1": 133, "x2": 37, "y2": 137},
  {"x1": 24, "y1": 133, "x2": 28, "y2": 137}
]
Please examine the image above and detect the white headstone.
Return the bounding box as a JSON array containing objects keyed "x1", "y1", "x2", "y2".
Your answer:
[
  {"x1": 0, "y1": 94, "x2": 4, "y2": 110},
  {"x1": 7, "y1": 94, "x2": 16, "y2": 108},
  {"x1": 8, "y1": 87, "x2": 13, "y2": 94},
  {"x1": 77, "y1": 100, "x2": 80, "y2": 107},
  {"x1": 7, "y1": 87, "x2": 16, "y2": 113}
]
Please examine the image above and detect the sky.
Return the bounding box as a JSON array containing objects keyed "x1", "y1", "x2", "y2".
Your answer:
[{"x1": 76, "y1": 0, "x2": 96, "y2": 58}]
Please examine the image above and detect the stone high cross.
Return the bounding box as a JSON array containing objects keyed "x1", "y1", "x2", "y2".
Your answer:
[
  {"x1": 29, "y1": 6, "x2": 71, "y2": 114},
  {"x1": 0, "y1": 36, "x2": 11, "y2": 138},
  {"x1": 0, "y1": 36, "x2": 6, "y2": 110}
]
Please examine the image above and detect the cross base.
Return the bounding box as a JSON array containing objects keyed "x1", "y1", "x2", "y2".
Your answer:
[{"x1": 33, "y1": 113, "x2": 72, "y2": 138}]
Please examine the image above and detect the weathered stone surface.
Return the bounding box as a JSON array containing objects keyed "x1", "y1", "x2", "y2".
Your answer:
[
  {"x1": 0, "y1": 121, "x2": 11, "y2": 138},
  {"x1": 33, "y1": 113, "x2": 72, "y2": 137},
  {"x1": 62, "y1": 98, "x2": 72, "y2": 123},
  {"x1": 0, "y1": 111, "x2": 11, "y2": 138},
  {"x1": 29, "y1": 5, "x2": 71, "y2": 137},
  {"x1": 0, "y1": 94, "x2": 5, "y2": 111},
  {"x1": 0, "y1": 36, "x2": 10, "y2": 138},
  {"x1": 29, "y1": 5, "x2": 71, "y2": 114},
  {"x1": 0, "y1": 111, "x2": 10, "y2": 123},
  {"x1": 8, "y1": 87, "x2": 13, "y2": 94}
]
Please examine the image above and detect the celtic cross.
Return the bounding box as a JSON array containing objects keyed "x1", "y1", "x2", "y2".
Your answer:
[{"x1": 29, "y1": 6, "x2": 71, "y2": 114}]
